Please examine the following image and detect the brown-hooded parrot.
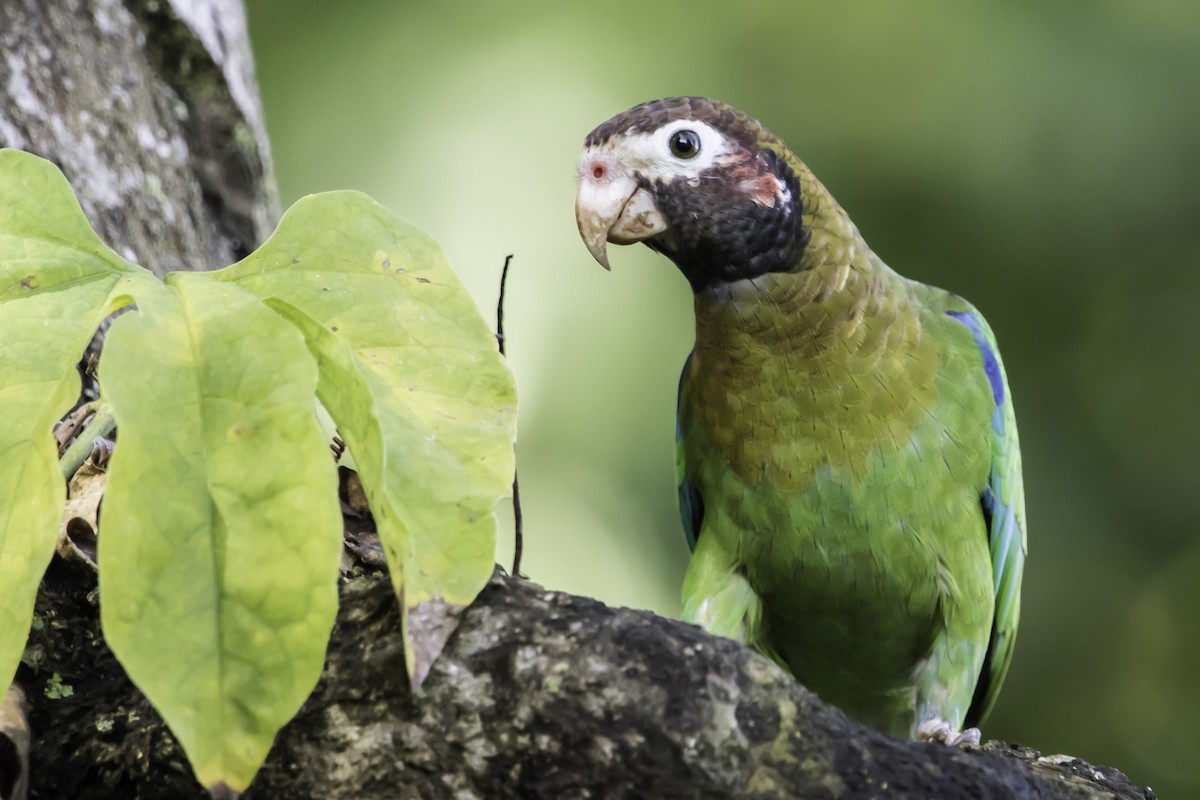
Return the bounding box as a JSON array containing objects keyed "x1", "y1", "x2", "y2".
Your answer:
[{"x1": 574, "y1": 97, "x2": 1025, "y2": 743}]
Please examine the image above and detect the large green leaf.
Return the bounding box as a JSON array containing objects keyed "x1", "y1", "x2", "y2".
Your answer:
[
  {"x1": 1, "y1": 151, "x2": 512, "y2": 792},
  {"x1": 97, "y1": 273, "x2": 342, "y2": 791},
  {"x1": 213, "y1": 191, "x2": 517, "y2": 685},
  {"x1": 0, "y1": 149, "x2": 137, "y2": 690}
]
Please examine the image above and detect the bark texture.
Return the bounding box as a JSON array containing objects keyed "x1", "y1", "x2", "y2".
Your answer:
[
  {"x1": 0, "y1": 1, "x2": 1158, "y2": 798},
  {"x1": 21, "y1": 562, "x2": 1153, "y2": 799},
  {"x1": 0, "y1": 0, "x2": 275, "y2": 274}
]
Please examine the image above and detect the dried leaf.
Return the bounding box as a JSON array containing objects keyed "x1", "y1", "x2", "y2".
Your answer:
[{"x1": 57, "y1": 461, "x2": 106, "y2": 568}]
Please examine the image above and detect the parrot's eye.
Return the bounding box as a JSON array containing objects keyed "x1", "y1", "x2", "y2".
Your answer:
[{"x1": 669, "y1": 129, "x2": 701, "y2": 160}]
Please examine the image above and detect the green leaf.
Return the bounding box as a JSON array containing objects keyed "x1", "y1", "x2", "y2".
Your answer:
[
  {"x1": 1, "y1": 152, "x2": 511, "y2": 792},
  {"x1": 97, "y1": 274, "x2": 342, "y2": 791},
  {"x1": 0, "y1": 149, "x2": 137, "y2": 691},
  {"x1": 213, "y1": 191, "x2": 517, "y2": 685}
]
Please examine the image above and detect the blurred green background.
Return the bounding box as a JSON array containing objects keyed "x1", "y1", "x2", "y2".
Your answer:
[{"x1": 244, "y1": 1, "x2": 1199, "y2": 794}]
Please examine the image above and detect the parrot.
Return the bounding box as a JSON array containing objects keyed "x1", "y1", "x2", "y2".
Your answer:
[{"x1": 574, "y1": 97, "x2": 1025, "y2": 744}]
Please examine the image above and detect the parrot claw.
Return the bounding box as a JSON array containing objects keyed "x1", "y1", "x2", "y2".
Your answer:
[{"x1": 916, "y1": 718, "x2": 981, "y2": 747}]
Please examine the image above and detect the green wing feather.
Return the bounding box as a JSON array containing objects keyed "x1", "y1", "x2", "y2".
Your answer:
[{"x1": 950, "y1": 305, "x2": 1027, "y2": 727}]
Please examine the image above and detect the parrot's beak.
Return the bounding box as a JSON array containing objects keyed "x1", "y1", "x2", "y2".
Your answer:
[{"x1": 575, "y1": 154, "x2": 667, "y2": 269}]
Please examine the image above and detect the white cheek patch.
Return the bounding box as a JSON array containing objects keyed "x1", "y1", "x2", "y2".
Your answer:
[{"x1": 589, "y1": 119, "x2": 734, "y2": 184}]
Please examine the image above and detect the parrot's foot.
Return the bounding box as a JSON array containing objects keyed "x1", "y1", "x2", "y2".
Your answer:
[{"x1": 916, "y1": 718, "x2": 981, "y2": 746}]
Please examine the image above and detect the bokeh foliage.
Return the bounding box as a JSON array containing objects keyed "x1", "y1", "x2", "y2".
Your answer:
[{"x1": 245, "y1": 1, "x2": 1200, "y2": 795}]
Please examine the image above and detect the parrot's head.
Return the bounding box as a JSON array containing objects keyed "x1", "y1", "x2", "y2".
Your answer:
[{"x1": 575, "y1": 97, "x2": 810, "y2": 292}]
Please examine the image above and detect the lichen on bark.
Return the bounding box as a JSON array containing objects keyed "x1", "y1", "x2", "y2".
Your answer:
[
  {"x1": 0, "y1": 0, "x2": 274, "y2": 274},
  {"x1": 21, "y1": 564, "x2": 1153, "y2": 799}
]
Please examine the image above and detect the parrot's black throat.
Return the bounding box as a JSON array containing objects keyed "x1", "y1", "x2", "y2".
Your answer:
[{"x1": 645, "y1": 150, "x2": 810, "y2": 293}]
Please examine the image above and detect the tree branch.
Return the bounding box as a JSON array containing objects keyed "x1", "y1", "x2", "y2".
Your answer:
[{"x1": 20, "y1": 560, "x2": 1151, "y2": 799}]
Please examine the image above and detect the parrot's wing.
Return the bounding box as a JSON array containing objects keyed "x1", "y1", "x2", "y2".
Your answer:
[
  {"x1": 951, "y1": 306, "x2": 1027, "y2": 727},
  {"x1": 676, "y1": 352, "x2": 703, "y2": 552},
  {"x1": 675, "y1": 352, "x2": 769, "y2": 647}
]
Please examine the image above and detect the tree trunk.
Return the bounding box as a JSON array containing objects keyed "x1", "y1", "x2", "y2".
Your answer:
[
  {"x1": 0, "y1": 2, "x2": 1156, "y2": 799},
  {"x1": 0, "y1": 0, "x2": 275, "y2": 275}
]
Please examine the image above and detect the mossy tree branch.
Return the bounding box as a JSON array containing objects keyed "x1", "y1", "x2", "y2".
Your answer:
[{"x1": 22, "y1": 563, "x2": 1151, "y2": 799}]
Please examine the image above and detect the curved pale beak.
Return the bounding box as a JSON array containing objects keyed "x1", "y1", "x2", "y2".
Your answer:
[{"x1": 575, "y1": 154, "x2": 667, "y2": 269}]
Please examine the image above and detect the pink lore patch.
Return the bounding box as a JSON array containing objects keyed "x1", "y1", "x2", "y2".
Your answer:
[{"x1": 728, "y1": 156, "x2": 783, "y2": 206}]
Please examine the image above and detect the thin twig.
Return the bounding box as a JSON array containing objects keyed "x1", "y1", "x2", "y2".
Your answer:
[
  {"x1": 496, "y1": 254, "x2": 512, "y2": 356},
  {"x1": 510, "y1": 472, "x2": 525, "y2": 578},
  {"x1": 496, "y1": 254, "x2": 526, "y2": 578},
  {"x1": 60, "y1": 403, "x2": 117, "y2": 480}
]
